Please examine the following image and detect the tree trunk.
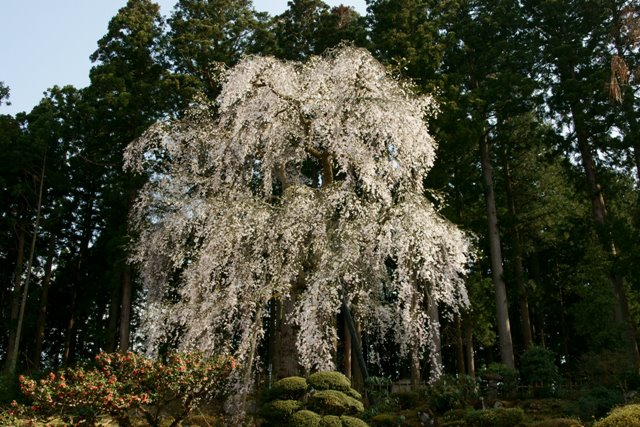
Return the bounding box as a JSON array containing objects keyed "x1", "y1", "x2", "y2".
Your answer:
[
  {"x1": 5, "y1": 153, "x2": 46, "y2": 375},
  {"x1": 463, "y1": 312, "x2": 475, "y2": 377},
  {"x1": 276, "y1": 294, "x2": 301, "y2": 378},
  {"x1": 479, "y1": 130, "x2": 515, "y2": 368},
  {"x1": 63, "y1": 287, "x2": 78, "y2": 366},
  {"x1": 105, "y1": 284, "x2": 121, "y2": 353},
  {"x1": 32, "y1": 239, "x2": 55, "y2": 370},
  {"x1": 570, "y1": 98, "x2": 640, "y2": 368},
  {"x1": 454, "y1": 314, "x2": 466, "y2": 374},
  {"x1": 4, "y1": 225, "x2": 25, "y2": 374},
  {"x1": 343, "y1": 314, "x2": 352, "y2": 380},
  {"x1": 503, "y1": 158, "x2": 533, "y2": 349},
  {"x1": 427, "y1": 293, "x2": 443, "y2": 380},
  {"x1": 342, "y1": 302, "x2": 369, "y2": 387},
  {"x1": 118, "y1": 267, "x2": 133, "y2": 353}
]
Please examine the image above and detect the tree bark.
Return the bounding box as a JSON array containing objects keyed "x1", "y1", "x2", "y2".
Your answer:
[
  {"x1": 276, "y1": 294, "x2": 302, "y2": 378},
  {"x1": 479, "y1": 130, "x2": 515, "y2": 368},
  {"x1": 463, "y1": 312, "x2": 475, "y2": 377},
  {"x1": 118, "y1": 267, "x2": 133, "y2": 353},
  {"x1": 343, "y1": 314, "x2": 352, "y2": 380},
  {"x1": 32, "y1": 238, "x2": 55, "y2": 370},
  {"x1": 503, "y1": 158, "x2": 533, "y2": 349},
  {"x1": 4, "y1": 225, "x2": 25, "y2": 374},
  {"x1": 427, "y1": 293, "x2": 443, "y2": 379},
  {"x1": 454, "y1": 314, "x2": 466, "y2": 374},
  {"x1": 5, "y1": 153, "x2": 46, "y2": 375},
  {"x1": 570, "y1": 97, "x2": 640, "y2": 368}
]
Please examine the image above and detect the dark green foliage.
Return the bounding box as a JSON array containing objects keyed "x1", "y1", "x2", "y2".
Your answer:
[
  {"x1": 262, "y1": 399, "x2": 303, "y2": 421},
  {"x1": 519, "y1": 347, "x2": 560, "y2": 397},
  {"x1": 340, "y1": 415, "x2": 370, "y2": 427},
  {"x1": 533, "y1": 419, "x2": 584, "y2": 427},
  {"x1": 261, "y1": 373, "x2": 367, "y2": 426},
  {"x1": 391, "y1": 391, "x2": 419, "y2": 410},
  {"x1": 0, "y1": 374, "x2": 21, "y2": 404},
  {"x1": 320, "y1": 415, "x2": 342, "y2": 427},
  {"x1": 566, "y1": 387, "x2": 624, "y2": 421},
  {"x1": 479, "y1": 364, "x2": 519, "y2": 399},
  {"x1": 270, "y1": 376, "x2": 309, "y2": 401},
  {"x1": 309, "y1": 390, "x2": 364, "y2": 416},
  {"x1": 426, "y1": 374, "x2": 479, "y2": 414},
  {"x1": 594, "y1": 404, "x2": 640, "y2": 427},
  {"x1": 464, "y1": 407, "x2": 525, "y2": 427},
  {"x1": 309, "y1": 371, "x2": 352, "y2": 393},
  {"x1": 291, "y1": 409, "x2": 323, "y2": 427},
  {"x1": 370, "y1": 412, "x2": 401, "y2": 426}
]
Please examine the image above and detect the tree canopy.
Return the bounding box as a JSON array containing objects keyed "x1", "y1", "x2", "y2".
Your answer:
[{"x1": 124, "y1": 46, "x2": 471, "y2": 380}]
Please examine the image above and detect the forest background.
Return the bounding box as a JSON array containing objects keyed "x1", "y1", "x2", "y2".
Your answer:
[{"x1": 0, "y1": 0, "x2": 639, "y2": 393}]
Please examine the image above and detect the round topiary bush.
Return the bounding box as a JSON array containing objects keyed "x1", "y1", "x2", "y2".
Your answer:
[
  {"x1": 533, "y1": 418, "x2": 584, "y2": 427},
  {"x1": 341, "y1": 415, "x2": 370, "y2": 427},
  {"x1": 309, "y1": 372, "x2": 352, "y2": 393},
  {"x1": 262, "y1": 399, "x2": 302, "y2": 421},
  {"x1": 320, "y1": 415, "x2": 342, "y2": 427},
  {"x1": 270, "y1": 376, "x2": 309, "y2": 400},
  {"x1": 593, "y1": 404, "x2": 640, "y2": 427},
  {"x1": 291, "y1": 409, "x2": 323, "y2": 427},
  {"x1": 464, "y1": 407, "x2": 525, "y2": 427},
  {"x1": 309, "y1": 390, "x2": 364, "y2": 416}
]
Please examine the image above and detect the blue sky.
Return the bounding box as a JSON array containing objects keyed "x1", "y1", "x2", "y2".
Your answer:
[{"x1": 0, "y1": 0, "x2": 367, "y2": 116}]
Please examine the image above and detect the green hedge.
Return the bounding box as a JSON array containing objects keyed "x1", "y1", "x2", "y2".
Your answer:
[
  {"x1": 594, "y1": 404, "x2": 640, "y2": 427},
  {"x1": 465, "y1": 407, "x2": 525, "y2": 427}
]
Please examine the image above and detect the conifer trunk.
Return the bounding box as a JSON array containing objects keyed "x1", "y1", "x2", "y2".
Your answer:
[{"x1": 479, "y1": 130, "x2": 515, "y2": 368}]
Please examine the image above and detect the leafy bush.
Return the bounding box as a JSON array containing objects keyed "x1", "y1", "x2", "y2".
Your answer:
[
  {"x1": 270, "y1": 376, "x2": 309, "y2": 400},
  {"x1": 370, "y1": 412, "x2": 401, "y2": 426},
  {"x1": 321, "y1": 414, "x2": 343, "y2": 426},
  {"x1": 262, "y1": 399, "x2": 303, "y2": 420},
  {"x1": 593, "y1": 404, "x2": 640, "y2": 427},
  {"x1": 340, "y1": 414, "x2": 370, "y2": 427},
  {"x1": 309, "y1": 372, "x2": 352, "y2": 393},
  {"x1": 426, "y1": 374, "x2": 479, "y2": 414},
  {"x1": 566, "y1": 387, "x2": 624, "y2": 420},
  {"x1": 291, "y1": 409, "x2": 323, "y2": 427},
  {"x1": 261, "y1": 372, "x2": 367, "y2": 426},
  {"x1": 464, "y1": 407, "x2": 525, "y2": 427},
  {"x1": 479, "y1": 364, "x2": 519, "y2": 399},
  {"x1": 533, "y1": 418, "x2": 584, "y2": 427},
  {"x1": 309, "y1": 390, "x2": 364, "y2": 415},
  {"x1": 0, "y1": 374, "x2": 21, "y2": 404},
  {"x1": 18, "y1": 351, "x2": 236, "y2": 427},
  {"x1": 520, "y1": 347, "x2": 560, "y2": 397},
  {"x1": 391, "y1": 391, "x2": 419, "y2": 409}
]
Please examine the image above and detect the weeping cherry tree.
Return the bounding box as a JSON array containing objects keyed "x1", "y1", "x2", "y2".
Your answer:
[{"x1": 124, "y1": 46, "x2": 471, "y2": 393}]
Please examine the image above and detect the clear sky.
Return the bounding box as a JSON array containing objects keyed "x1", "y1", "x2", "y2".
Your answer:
[{"x1": 0, "y1": 0, "x2": 367, "y2": 116}]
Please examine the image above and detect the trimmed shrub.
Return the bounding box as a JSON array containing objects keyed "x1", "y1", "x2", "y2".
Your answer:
[
  {"x1": 426, "y1": 374, "x2": 479, "y2": 414},
  {"x1": 321, "y1": 415, "x2": 343, "y2": 427},
  {"x1": 370, "y1": 412, "x2": 400, "y2": 426},
  {"x1": 310, "y1": 390, "x2": 364, "y2": 415},
  {"x1": 263, "y1": 399, "x2": 302, "y2": 420},
  {"x1": 341, "y1": 415, "x2": 370, "y2": 427},
  {"x1": 594, "y1": 404, "x2": 640, "y2": 427},
  {"x1": 533, "y1": 419, "x2": 584, "y2": 427},
  {"x1": 464, "y1": 407, "x2": 525, "y2": 427},
  {"x1": 291, "y1": 409, "x2": 323, "y2": 427},
  {"x1": 309, "y1": 372, "x2": 352, "y2": 393},
  {"x1": 270, "y1": 376, "x2": 309, "y2": 401}
]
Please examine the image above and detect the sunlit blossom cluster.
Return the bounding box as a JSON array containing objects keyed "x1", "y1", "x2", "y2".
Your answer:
[{"x1": 124, "y1": 46, "x2": 471, "y2": 382}]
